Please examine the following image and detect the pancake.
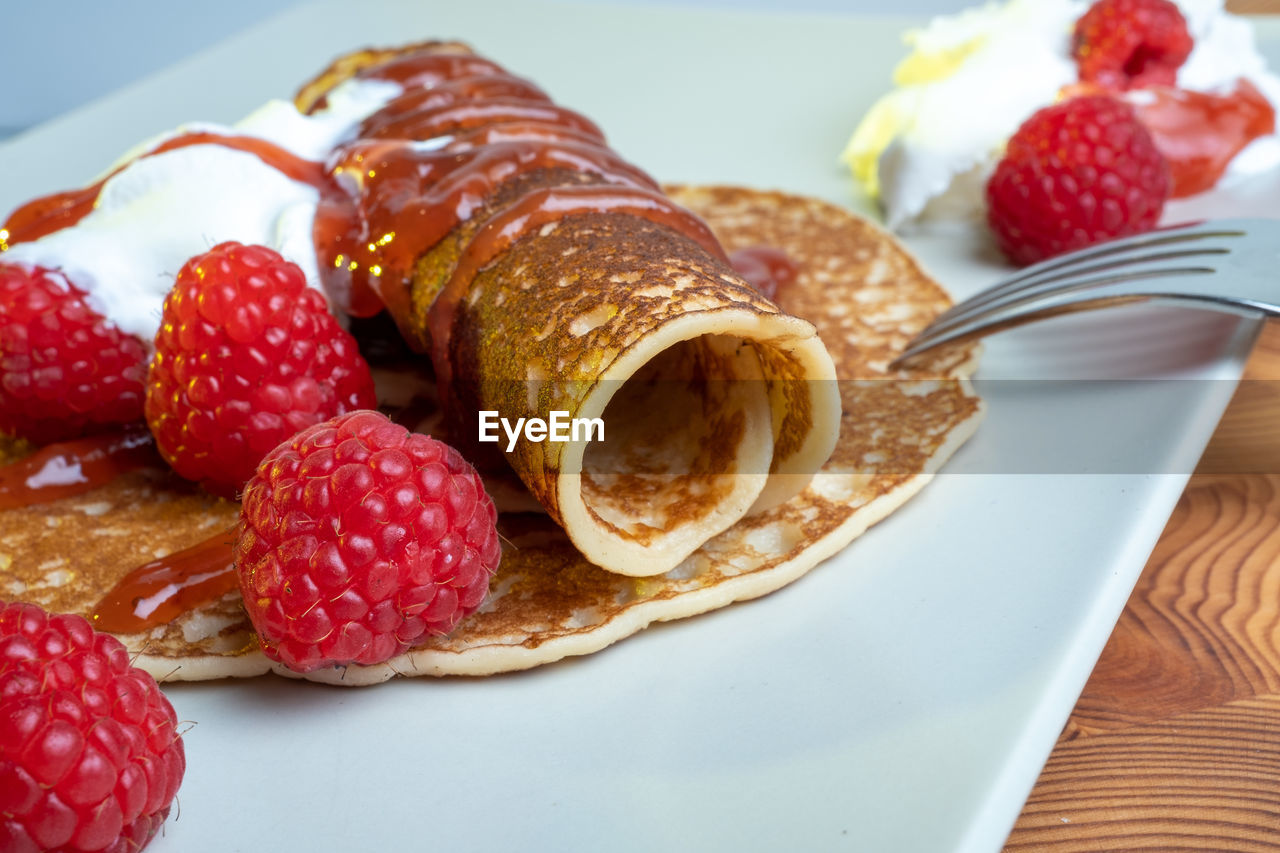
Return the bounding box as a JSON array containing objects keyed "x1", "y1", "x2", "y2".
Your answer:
[
  {"x1": 0, "y1": 185, "x2": 982, "y2": 686},
  {"x1": 297, "y1": 41, "x2": 843, "y2": 578}
]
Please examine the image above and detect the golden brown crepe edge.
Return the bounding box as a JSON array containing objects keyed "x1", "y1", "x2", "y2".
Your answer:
[{"x1": 134, "y1": 392, "x2": 981, "y2": 686}]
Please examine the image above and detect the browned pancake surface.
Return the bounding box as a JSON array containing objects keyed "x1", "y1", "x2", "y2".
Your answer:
[{"x1": 0, "y1": 186, "x2": 980, "y2": 685}]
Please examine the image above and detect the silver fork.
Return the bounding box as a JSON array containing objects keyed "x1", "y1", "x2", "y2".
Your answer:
[{"x1": 891, "y1": 218, "x2": 1280, "y2": 367}]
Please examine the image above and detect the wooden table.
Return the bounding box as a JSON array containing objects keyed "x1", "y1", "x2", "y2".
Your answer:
[{"x1": 1004, "y1": 321, "x2": 1280, "y2": 849}]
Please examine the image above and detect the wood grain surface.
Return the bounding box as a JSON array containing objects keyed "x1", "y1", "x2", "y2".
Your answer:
[{"x1": 1004, "y1": 323, "x2": 1280, "y2": 850}]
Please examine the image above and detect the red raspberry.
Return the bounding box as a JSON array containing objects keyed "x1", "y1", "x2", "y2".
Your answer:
[
  {"x1": 0, "y1": 601, "x2": 185, "y2": 853},
  {"x1": 986, "y1": 95, "x2": 1170, "y2": 266},
  {"x1": 145, "y1": 242, "x2": 376, "y2": 499},
  {"x1": 0, "y1": 264, "x2": 146, "y2": 443},
  {"x1": 1073, "y1": 0, "x2": 1193, "y2": 91},
  {"x1": 235, "y1": 410, "x2": 502, "y2": 672}
]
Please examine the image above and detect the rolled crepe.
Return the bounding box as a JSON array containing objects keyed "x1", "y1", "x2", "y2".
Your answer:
[{"x1": 298, "y1": 43, "x2": 840, "y2": 577}]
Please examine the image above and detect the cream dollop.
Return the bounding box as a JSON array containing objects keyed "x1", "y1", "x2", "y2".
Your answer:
[
  {"x1": 843, "y1": 0, "x2": 1280, "y2": 229},
  {"x1": 1, "y1": 78, "x2": 402, "y2": 344}
]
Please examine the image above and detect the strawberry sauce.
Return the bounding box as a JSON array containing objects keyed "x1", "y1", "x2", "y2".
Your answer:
[
  {"x1": 90, "y1": 526, "x2": 238, "y2": 634},
  {"x1": 2, "y1": 132, "x2": 333, "y2": 245},
  {"x1": 315, "y1": 136, "x2": 665, "y2": 323},
  {"x1": 0, "y1": 426, "x2": 159, "y2": 510},
  {"x1": 728, "y1": 246, "x2": 800, "y2": 302},
  {"x1": 1130, "y1": 78, "x2": 1276, "y2": 198},
  {"x1": 355, "y1": 73, "x2": 553, "y2": 138},
  {"x1": 427, "y1": 183, "x2": 732, "y2": 391}
]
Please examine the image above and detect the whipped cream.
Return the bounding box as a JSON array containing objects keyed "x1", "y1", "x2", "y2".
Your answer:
[
  {"x1": 844, "y1": 0, "x2": 1280, "y2": 229},
  {"x1": 1, "y1": 77, "x2": 402, "y2": 344}
]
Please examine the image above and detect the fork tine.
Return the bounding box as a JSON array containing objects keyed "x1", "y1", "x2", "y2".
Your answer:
[
  {"x1": 889, "y1": 218, "x2": 1279, "y2": 368},
  {"x1": 996, "y1": 220, "x2": 1238, "y2": 280},
  {"x1": 892, "y1": 292, "x2": 1189, "y2": 365},
  {"x1": 921, "y1": 256, "x2": 1224, "y2": 343},
  {"x1": 931, "y1": 244, "x2": 1234, "y2": 330},
  {"x1": 928, "y1": 222, "x2": 1245, "y2": 329},
  {"x1": 891, "y1": 266, "x2": 1280, "y2": 366}
]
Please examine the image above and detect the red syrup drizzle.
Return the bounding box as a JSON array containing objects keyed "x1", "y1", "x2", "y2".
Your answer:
[
  {"x1": 361, "y1": 97, "x2": 605, "y2": 143},
  {"x1": 0, "y1": 425, "x2": 159, "y2": 510},
  {"x1": 1130, "y1": 78, "x2": 1276, "y2": 198},
  {"x1": 427, "y1": 183, "x2": 731, "y2": 392},
  {"x1": 90, "y1": 526, "x2": 238, "y2": 634},
  {"x1": 443, "y1": 120, "x2": 614, "y2": 151},
  {"x1": 356, "y1": 73, "x2": 553, "y2": 138},
  {"x1": 0, "y1": 425, "x2": 238, "y2": 634},
  {"x1": 728, "y1": 246, "x2": 800, "y2": 302},
  {"x1": 314, "y1": 137, "x2": 663, "y2": 322},
  {"x1": 3, "y1": 131, "x2": 332, "y2": 244}
]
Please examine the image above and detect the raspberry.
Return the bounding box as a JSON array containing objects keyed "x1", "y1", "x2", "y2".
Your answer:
[
  {"x1": 144, "y1": 242, "x2": 376, "y2": 499},
  {"x1": 0, "y1": 264, "x2": 146, "y2": 443},
  {"x1": 986, "y1": 95, "x2": 1170, "y2": 266},
  {"x1": 1073, "y1": 0, "x2": 1193, "y2": 91},
  {"x1": 235, "y1": 410, "x2": 502, "y2": 672},
  {"x1": 0, "y1": 601, "x2": 185, "y2": 853}
]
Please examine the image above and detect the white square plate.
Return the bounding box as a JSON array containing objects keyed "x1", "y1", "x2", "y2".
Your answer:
[{"x1": 2, "y1": 3, "x2": 1273, "y2": 850}]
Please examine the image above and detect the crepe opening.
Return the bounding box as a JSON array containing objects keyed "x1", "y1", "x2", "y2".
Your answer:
[
  {"x1": 556, "y1": 319, "x2": 777, "y2": 576},
  {"x1": 559, "y1": 330, "x2": 772, "y2": 576}
]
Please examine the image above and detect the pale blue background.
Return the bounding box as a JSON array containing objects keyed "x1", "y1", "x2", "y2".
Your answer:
[{"x1": 0, "y1": 0, "x2": 967, "y2": 138}]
